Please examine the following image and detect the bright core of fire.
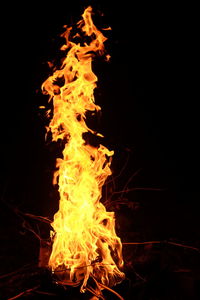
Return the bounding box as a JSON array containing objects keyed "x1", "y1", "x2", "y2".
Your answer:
[{"x1": 42, "y1": 6, "x2": 124, "y2": 292}]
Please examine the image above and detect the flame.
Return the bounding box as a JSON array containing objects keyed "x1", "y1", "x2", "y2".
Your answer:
[{"x1": 42, "y1": 6, "x2": 124, "y2": 291}]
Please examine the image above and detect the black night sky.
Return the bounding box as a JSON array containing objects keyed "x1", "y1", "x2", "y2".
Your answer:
[{"x1": 0, "y1": 1, "x2": 199, "y2": 299}]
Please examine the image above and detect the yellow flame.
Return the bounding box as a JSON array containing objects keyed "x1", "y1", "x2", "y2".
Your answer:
[{"x1": 42, "y1": 6, "x2": 124, "y2": 291}]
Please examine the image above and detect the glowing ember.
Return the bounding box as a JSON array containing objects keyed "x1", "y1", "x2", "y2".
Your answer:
[{"x1": 42, "y1": 6, "x2": 124, "y2": 292}]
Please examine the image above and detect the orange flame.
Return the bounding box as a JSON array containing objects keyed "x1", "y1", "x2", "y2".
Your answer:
[{"x1": 42, "y1": 6, "x2": 124, "y2": 291}]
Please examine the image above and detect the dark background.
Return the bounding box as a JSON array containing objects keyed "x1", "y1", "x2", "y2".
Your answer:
[{"x1": 0, "y1": 0, "x2": 199, "y2": 299}]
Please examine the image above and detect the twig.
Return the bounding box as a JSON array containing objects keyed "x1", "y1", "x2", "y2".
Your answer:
[
  {"x1": 119, "y1": 168, "x2": 142, "y2": 201},
  {"x1": 89, "y1": 273, "x2": 105, "y2": 298},
  {"x1": 133, "y1": 268, "x2": 146, "y2": 282},
  {"x1": 112, "y1": 187, "x2": 165, "y2": 195},
  {"x1": 98, "y1": 282, "x2": 124, "y2": 300},
  {"x1": 22, "y1": 220, "x2": 42, "y2": 241},
  {"x1": 7, "y1": 285, "x2": 40, "y2": 300},
  {"x1": 24, "y1": 213, "x2": 52, "y2": 224},
  {"x1": 53, "y1": 263, "x2": 115, "y2": 273},
  {"x1": 167, "y1": 241, "x2": 200, "y2": 253},
  {"x1": 123, "y1": 241, "x2": 161, "y2": 245},
  {"x1": 122, "y1": 240, "x2": 200, "y2": 253},
  {"x1": 35, "y1": 290, "x2": 57, "y2": 296},
  {"x1": 0, "y1": 263, "x2": 37, "y2": 280},
  {"x1": 106, "y1": 152, "x2": 130, "y2": 185},
  {"x1": 86, "y1": 286, "x2": 105, "y2": 300}
]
